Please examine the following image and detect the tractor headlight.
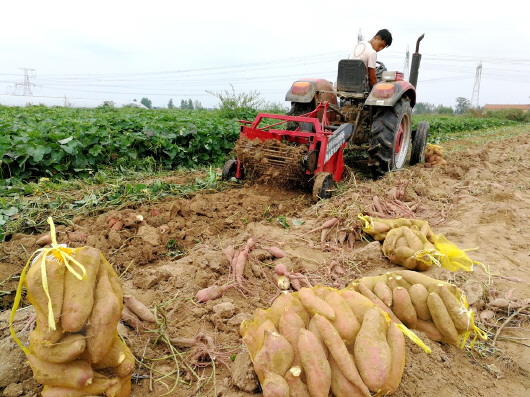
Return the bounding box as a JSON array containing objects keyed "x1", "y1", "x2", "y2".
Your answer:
[{"x1": 373, "y1": 82, "x2": 395, "y2": 98}]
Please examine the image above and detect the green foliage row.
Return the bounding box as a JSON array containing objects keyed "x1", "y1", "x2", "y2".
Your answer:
[
  {"x1": 0, "y1": 106, "x2": 240, "y2": 180},
  {"x1": 412, "y1": 115, "x2": 518, "y2": 143}
]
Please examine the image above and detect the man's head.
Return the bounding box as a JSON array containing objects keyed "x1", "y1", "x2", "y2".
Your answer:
[{"x1": 370, "y1": 29, "x2": 393, "y2": 52}]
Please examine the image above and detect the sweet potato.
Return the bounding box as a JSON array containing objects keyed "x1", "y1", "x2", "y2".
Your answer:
[
  {"x1": 394, "y1": 270, "x2": 438, "y2": 291},
  {"x1": 358, "y1": 274, "x2": 388, "y2": 292},
  {"x1": 121, "y1": 305, "x2": 143, "y2": 331},
  {"x1": 279, "y1": 310, "x2": 305, "y2": 367},
  {"x1": 394, "y1": 275, "x2": 412, "y2": 290},
  {"x1": 41, "y1": 376, "x2": 117, "y2": 397},
  {"x1": 340, "y1": 289, "x2": 374, "y2": 323},
  {"x1": 86, "y1": 265, "x2": 121, "y2": 363},
  {"x1": 308, "y1": 316, "x2": 328, "y2": 358},
  {"x1": 27, "y1": 354, "x2": 93, "y2": 389},
  {"x1": 379, "y1": 322, "x2": 406, "y2": 395},
  {"x1": 242, "y1": 319, "x2": 276, "y2": 359},
  {"x1": 105, "y1": 375, "x2": 131, "y2": 397},
  {"x1": 30, "y1": 332, "x2": 86, "y2": 364},
  {"x1": 390, "y1": 246, "x2": 415, "y2": 266},
  {"x1": 374, "y1": 282, "x2": 392, "y2": 307},
  {"x1": 329, "y1": 354, "x2": 368, "y2": 397},
  {"x1": 408, "y1": 283, "x2": 431, "y2": 321},
  {"x1": 298, "y1": 329, "x2": 331, "y2": 397},
  {"x1": 427, "y1": 292, "x2": 460, "y2": 345},
  {"x1": 403, "y1": 227, "x2": 424, "y2": 252},
  {"x1": 196, "y1": 284, "x2": 231, "y2": 303},
  {"x1": 263, "y1": 330, "x2": 294, "y2": 377},
  {"x1": 61, "y1": 247, "x2": 101, "y2": 332},
  {"x1": 358, "y1": 283, "x2": 402, "y2": 324},
  {"x1": 414, "y1": 319, "x2": 444, "y2": 342},
  {"x1": 323, "y1": 289, "x2": 360, "y2": 343},
  {"x1": 392, "y1": 287, "x2": 417, "y2": 328},
  {"x1": 297, "y1": 287, "x2": 335, "y2": 321},
  {"x1": 123, "y1": 294, "x2": 156, "y2": 323},
  {"x1": 284, "y1": 366, "x2": 310, "y2": 397},
  {"x1": 93, "y1": 336, "x2": 135, "y2": 377},
  {"x1": 25, "y1": 253, "x2": 66, "y2": 328},
  {"x1": 269, "y1": 246, "x2": 287, "y2": 258},
  {"x1": 314, "y1": 314, "x2": 370, "y2": 397},
  {"x1": 32, "y1": 311, "x2": 64, "y2": 344},
  {"x1": 262, "y1": 370, "x2": 289, "y2": 397},
  {"x1": 354, "y1": 308, "x2": 391, "y2": 392},
  {"x1": 101, "y1": 256, "x2": 124, "y2": 306},
  {"x1": 436, "y1": 284, "x2": 473, "y2": 332},
  {"x1": 270, "y1": 292, "x2": 309, "y2": 327}
]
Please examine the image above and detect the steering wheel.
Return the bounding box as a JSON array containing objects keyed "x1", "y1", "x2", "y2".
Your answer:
[{"x1": 375, "y1": 61, "x2": 387, "y2": 81}]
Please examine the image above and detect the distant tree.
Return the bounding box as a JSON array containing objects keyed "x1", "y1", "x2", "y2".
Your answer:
[
  {"x1": 168, "y1": 98, "x2": 174, "y2": 109},
  {"x1": 435, "y1": 104, "x2": 454, "y2": 114},
  {"x1": 455, "y1": 97, "x2": 471, "y2": 114},
  {"x1": 140, "y1": 97, "x2": 152, "y2": 109},
  {"x1": 414, "y1": 102, "x2": 435, "y2": 114},
  {"x1": 193, "y1": 100, "x2": 203, "y2": 110},
  {"x1": 180, "y1": 99, "x2": 186, "y2": 109},
  {"x1": 187, "y1": 99, "x2": 194, "y2": 110}
]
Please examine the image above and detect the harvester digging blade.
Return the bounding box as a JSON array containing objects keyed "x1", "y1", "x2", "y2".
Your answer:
[{"x1": 235, "y1": 137, "x2": 308, "y2": 184}]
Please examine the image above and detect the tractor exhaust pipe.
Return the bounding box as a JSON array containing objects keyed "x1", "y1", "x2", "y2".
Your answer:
[{"x1": 408, "y1": 33, "x2": 424, "y2": 88}]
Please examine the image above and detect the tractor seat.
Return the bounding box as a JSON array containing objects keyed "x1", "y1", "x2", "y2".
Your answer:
[{"x1": 336, "y1": 59, "x2": 369, "y2": 96}]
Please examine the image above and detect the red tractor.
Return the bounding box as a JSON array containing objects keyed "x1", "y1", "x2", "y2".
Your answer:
[{"x1": 223, "y1": 34, "x2": 429, "y2": 200}]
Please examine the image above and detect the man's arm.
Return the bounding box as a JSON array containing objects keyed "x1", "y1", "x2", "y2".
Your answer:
[{"x1": 367, "y1": 67, "x2": 378, "y2": 88}]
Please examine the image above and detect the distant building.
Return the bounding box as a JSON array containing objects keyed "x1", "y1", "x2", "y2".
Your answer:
[
  {"x1": 0, "y1": 94, "x2": 147, "y2": 108},
  {"x1": 484, "y1": 104, "x2": 530, "y2": 112}
]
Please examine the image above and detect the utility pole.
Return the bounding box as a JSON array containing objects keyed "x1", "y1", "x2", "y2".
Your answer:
[
  {"x1": 15, "y1": 68, "x2": 36, "y2": 96},
  {"x1": 471, "y1": 61, "x2": 482, "y2": 108},
  {"x1": 403, "y1": 46, "x2": 410, "y2": 80}
]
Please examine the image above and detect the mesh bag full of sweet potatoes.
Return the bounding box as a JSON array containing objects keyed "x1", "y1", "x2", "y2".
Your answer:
[{"x1": 10, "y1": 218, "x2": 134, "y2": 397}]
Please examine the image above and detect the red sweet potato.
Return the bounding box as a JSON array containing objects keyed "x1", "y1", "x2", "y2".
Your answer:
[
  {"x1": 298, "y1": 329, "x2": 331, "y2": 397},
  {"x1": 374, "y1": 282, "x2": 392, "y2": 307},
  {"x1": 86, "y1": 265, "x2": 121, "y2": 363},
  {"x1": 279, "y1": 309, "x2": 305, "y2": 367},
  {"x1": 123, "y1": 294, "x2": 156, "y2": 323},
  {"x1": 354, "y1": 308, "x2": 391, "y2": 392},
  {"x1": 30, "y1": 332, "x2": 86, "y2": 364},
  {"x1": 323, "y1": 289, "x2": 360, "y2": 344},
  {"x1": 436, "y1": 284, "x2": 473, "y2": 332},
  {"x1": 284, "y1": 366, "x2": 310, "y2": 397},
  {"x1": 61, "y1": 247, "x2": 101, "y2": 332},
  {"x1": 269, "y1": 292, "x2": 309, "y2": 327},
  {"x1": 340, "y1": 289, "x2": 374, "y2": 323},
  {"x1": 262, "y1": 370, "x2": 289, "y2": 397},
  {"x1": 379, "y1": 322, "x2": 406, "y2": 395},
  {"x1": 408, "y1": 283, "x2": 431, "y2": 321},
  {"x1": 25, "y1": 253, "x2": 66, "y2": 328},
  {"x1": 41, "y1": 376, "x2": 117, "y2": 397},
  {"x1": 427, "y1": 292, "x2": 459, "y2": 345},
  {"x1": 392, "y1": 287, "x2": 418, "y2": 328},
  {"x1": 297, "y1": 287, "x2": 335, "y2": 321},
  {"x1": 329, "y1": 354, "x2": 368, "y2": 397},
  {"x1": 27, "y1": 354, "x2": 93, "y2": 389},
  {"x1": 314, "y1": 314, "x2": 370, "y2": 397}
]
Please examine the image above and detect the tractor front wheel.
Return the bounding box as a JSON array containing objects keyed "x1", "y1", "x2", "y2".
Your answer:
[
  {"x1": 312, "y1": 172, "x2": 334, "y2": 201},
  {"x1": 221, "y1": 159, "x2": 243, "y2": 180},
  {"x1": 410, "y1": 121, "x2": 430, "y2": 165},
  {"x1": 368, "y1": 97, "x2": 412, "y2": 178}
]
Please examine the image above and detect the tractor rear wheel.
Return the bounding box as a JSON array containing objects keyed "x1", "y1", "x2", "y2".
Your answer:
[
  {"x1": 410, "y1": 121, "x2": 430, "y2": 165},
  {"x1": 221, "y1": 159, "x2": 243, "y2": 180},
  {"x1": 312, "y1": 172, "x2": 334, "y2": 201},
  {"x1": 287, "y1": 102, "x2": 315, "y2": 132},
  {"x1": 368, "y1": 97, "x2": 412, "y2": 178}
]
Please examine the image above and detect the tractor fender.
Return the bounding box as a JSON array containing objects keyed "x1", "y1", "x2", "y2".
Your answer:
[
  {"x1": 365, "y1": 80, "x2": 416, "y2": 107},
  {"x1": 285, "y1": 78, "x2": 337, "y2": 105}
]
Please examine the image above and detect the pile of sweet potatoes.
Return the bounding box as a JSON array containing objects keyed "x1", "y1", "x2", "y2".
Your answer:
[
  {"x1": 24, "y1": 246, "x2": 134, "y2": 397},
  {"x1": 240, "y1": 285, "x2": 407, "y2": 396},
  {"x1": 349, "y1": 270, "x2": 485, "y2": 347}
]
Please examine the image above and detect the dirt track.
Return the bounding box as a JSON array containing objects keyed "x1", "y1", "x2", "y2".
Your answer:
[{"x1": 1, "y1": 127, "x2": 529, "y2": 396}]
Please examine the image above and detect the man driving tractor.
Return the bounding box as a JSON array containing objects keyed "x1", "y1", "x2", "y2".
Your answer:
[{"x1": 349, "y1": 29, "x2": 393, "y2": 88}]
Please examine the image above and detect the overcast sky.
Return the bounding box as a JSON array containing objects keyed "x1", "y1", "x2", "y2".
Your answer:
[{"x1": 1, "y1": 0, "x2": 529, "y2": 108}]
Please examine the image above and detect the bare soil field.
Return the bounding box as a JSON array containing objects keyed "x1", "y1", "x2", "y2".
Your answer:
[{"x1": 1, "y1": 126, "x2": 529, "y2": 396}]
